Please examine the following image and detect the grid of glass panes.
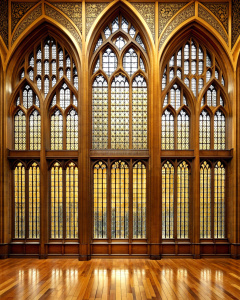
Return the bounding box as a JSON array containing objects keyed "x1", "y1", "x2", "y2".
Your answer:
[
  {"x1": 200, "y1": 161, "x2": 211, "y2": 238},
  {"x1": 214, "y1": 110, "x2": 225, "y2": 150},
  {"x1": 14, "y1": 110, "x2": 26, "y2": 150},
  {"x1": 133, "y1": 162, "x2": 146, "y2": 238},
  {"x1": 50, "y1": 162, "x2": 63, "y2": 238},
  {"x1": 214, "y1": 161, "x2": 225, "y2": 238},
  {"x1": 162, "y1": 161, "x2": 174, "y2": 239},
  {"x1": 92, "y1": 14, "x2": 148, "y2": 150},
  {"x1": 177, "y1": 161, "x2": 189, "y2": 238},
  {"x1": 66, "y1": 109, "x2": 78, "y2": 150},
  {"x1": 132, "y1": 75, "x2": 147, "y2": 149},
  {"x1": 93, "y1": 161, "x2": 107, "y2": 238},
  {"x1": 92, "y1": 75, "x2": 108, "y2": 149},
  {"x1": 29, "y1": 163, "x2": 40, "y2": 238},
  {"x1": 177, "y1": 110, "x2": 190, "y2": 150},
  {"x1": 29, "y1": 110, "x2": 41, "y2": 150},
  {"x1": 14, "y1": 163, "x2": 25, "y2": 238},
  {"x1": 162, "y1": 109, "x2": 174, "y2": 150},
  {"x1": 199, "y1": 110, "x2": 211, "y2": 150},
  {"x1": 111, "y1": 161, "x2": 129, "y2": 239},
  {"x1": 51, "y1": 110, "x2": 63, "y2": 150},
  {"x1": 66, "y1": 162, "x2": 78, "y2": 238}
]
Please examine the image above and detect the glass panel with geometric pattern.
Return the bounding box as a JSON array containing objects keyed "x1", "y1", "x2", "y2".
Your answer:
[
  {"x1": 177, "y1": 161, "x2": 189, "y2": 238},
  {"x1": 199, "y1": 110, "x2": 210, "y2": 150},
  {"x1": 123, "y1": 48, "x2": 138, "y2": 76},
  {"x1": 111, "y1": 160, "x2": 129, "y2": 239},
  {"x1": 93, "y1": 161, "x2": 107, "y2": 238},
  {"x1": 102, "y1": 48, "x2": 117, "y2": 77},
  {"x1": 51, "y1": 110, "x2": 63, "y2": 150},
  {"x1": 111, "y1": 74, "x2": 129, "y2": 149},
  {"x1": 214, "y1": 161, "x2": 225, "y2": 238},
  {"x1": 162, "y1": 109, "x2": 174, "y2": 150},
  {"x1": 214, "y1": 110, "x2": 225, "y2": 150},
  {"x1": 177, "y1": 109, "x2": 189, "y2": 150},
  {"x1": 14, "y1": 162, "x2": 25, "y2": 238},
  {"x1": 162, "y1": 161, "x2": 174, "y2": 239},
  {"x1": 66, "y1": 162, "x2": 78, "y2": 238},
  {"x1": 133, "y1": 161, "x2": 146, "y2": 238},
  {"x1": 29, "y1": 109, "x2": 41, "y2": 150},
  {"x1": 14, "y1": 110, "x2": 26, "y2": 150},
  {"x1": 132, "y1": 75, "x2": 147, "y2": 149},
  {"x1": 66, "y1": 109, "x2": 78, "y2": 150},
  {"x1": 29, "y1": 162, "x2": 40, "y2": 239},
  {"x1": 50, "y1": 162, "x2": 63, "y2": 238},
  {"x1": 200, "y1": 161, "x2": 211, "y2": 238}
]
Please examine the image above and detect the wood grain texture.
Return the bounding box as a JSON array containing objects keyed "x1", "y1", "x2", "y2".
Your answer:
[{"x1": 0, "y1": 258, "x2": 240, "y2": 299}]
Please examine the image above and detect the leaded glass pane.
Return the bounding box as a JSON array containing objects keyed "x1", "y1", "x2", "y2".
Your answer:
[
  {"x1": 162, "y1": 161, "x2": 174, "y2": 239},
  {"x1": 199, "y1": 110, "x2": 210, "y2": 150},
  {"x1": 129, "y1": 26, "x2": 136, "y2": 38},
  {"x1": 177, "y1": 50, "x2": 182, "y2": 67},
  {"x1": 170, "y1": 85, "x2": 180, "y2": 110},
  {"x1": 23, "y1": 85, "x2": 33, "y2": 109},
  {"x1": 60, "y1": 83, "x2": 70, "y2": 109},
  {"x1": 136, "y1": 34, "x2": 146, "y2": 52},
  {"x1": 29, "y1": 69, "x2": 34, "y2": 81},
  {"x1": 162, "y1": 109, "x2": 174, "y2": 150},
  {"x1": 14, "y1": 163, "x2": 25, "y2": 238},
  {"x1": 29, "y1": 110, "x2": 41, "y2": 150},
  {"x1": 140, "y1": 57, "x2": 145, "y2": 72},
  {"x1": 92, "y1": 75, "x2": 108, "y2": 149},
  {"x1": 94, "y1": 36, "x2": 103, "y2": 52},
  {"x1": 200, "y1": 161, "x2": 211, "y2": 238},
  {"x1": 122, "y1": 16, "x2": 129, "y2": 33},
  {"x1": 112, "y1": 17, "x2": 119, "y2": 33},
  {"x1": 191, "y1": 78, "x2": 196, "y2": 96},
  {"x1": 93, "y1": 161, "x2": 107, "y2": 238},
  {"x1": 123, "y1": 48, "x2": 138, "y2": 76},
  {"x1": 214, "y1": 110, "x2": 225, "y2": 150},
  {"x1": 177, "y1": 110, "x2": 189, "y2": 150},
  {"x1": 93, "y1": 58, "x2": 99, "y2": 74},
  {"x1": 51, "y1": 110, "x2": 63, "y2": 150},
  {"x1": 111, "y1": 74, "x2": 129, "y2": 149},
  {"x1": 111, "y1": 160, "x2": 129, "y2": 239},
  {"x1": 15, "y1": 110, "x2": 26, "y2": 150},
  {"x1": 102, "y1": 48, "x2": 117, "y2": 76},
  {"x1": 207, "y1": 85, "x2": 217, "y2": 106},
  {"x1": 177, "y1": 161, "x2": 189, "y2": 238},
  {"x1": 44, "y1": 78, "x2": 49, "y2": 98},
  {"x1": 133, "y1": 162, "x2": 146, "y2": 238},
  {"x1": 37, "y1": 77, "x2": 41, "y2": 90},
  {"x1": 132, "y1": 75, "x2": 147, "y2": 149},
  {"x1": 29, "y1": 163, "x2": 40, "y2": 238},
  {"x1": 66, "y1": 109, "x2": 78, "y2": 150},
  {"x1": 115, "y1": 36, "x2": 126, "y2": 50},
  {"x1": 66, "y1": 162, "x2": 78, "y2": 238},
  {"x1": 104, "y1": 26, "x2": 111, "y2": 39},
  {"x1": 199, "y1": 78, "x2": 204, "y2": 92},
  {"x1": 169, "y1": 69, "x2": 174, "y2": 81}
]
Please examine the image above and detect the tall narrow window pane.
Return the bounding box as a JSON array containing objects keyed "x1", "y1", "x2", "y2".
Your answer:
[
  {"x1": 14, "y1": 163, "x2": 25, "y2": 238},
  {"x1": 66, "y1": 109, "x2": 78, "y2": 150},
  {"x1": 177, "y1": 161, "x2": 189, "y2": 238},
  {"x1": 29, "y1": 163, "x2": 40, "y2": 239},
  {"x1": 60, "y1": 83, "x2": 70, "y2": 109},
  {"x1": 199, "y1": 110, "x2": 210, "y2": 150},
  {"x1": 93, "y1": 161, "x2": 107, "y2": 238},
  {"x1": 133, "y1": 162, "x2": 146, "y2": 238},
  {"x1": 214, "y1": 110, "x2": 225, "y2": 150},
  {"x1": 111, "y1": 161, "x2": 129, "y2": 238},
  {"x1": 66, "y1": 162, "x2": 78, "y2": 238},
  {"x1": 132, "y1": 75, "x2": 147, "y2": 149},
  {"x1": 200, "y1": 161, "x2": 211, "y2": 238},
  {"x1": 162, "y1": 161, "x2": 174, "y2": 239},
  {"x1": 162, "y1": 109, "x2": 174, "y2": 150},
  {"x1": 123, "y1": 48, "x2": 138, "y2": 76},
  {"x1": 177, "y1": 110, "x2": 189, "y2": 150},
  {"x1": 14, "y1": 110, "x2": 26, "y2": 150},
  {"x1": 51, "y1": 110, "x2": 63, "y2": 150},
  {"x1": 214, "y1": 161, "x2": 225, "y2": 238},
  {"x1": 111, "y1": 74, "x2": 129, "y2": 149},
  {"x1": 51, "y1": 162, "x2": 63, "y2": 238},
  {"x1": 102, "y1": 48, "x2": 117, "y2": 76},
  {"x1": 92, "y1": 75, "x2": 108, "y2": 149},
  {"x1": 29, "y1": 110, "x2": 41, "y2": 150}
]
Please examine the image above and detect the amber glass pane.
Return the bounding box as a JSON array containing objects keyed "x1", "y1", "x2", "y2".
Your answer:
[
  {"x1": 50, "y1": 162, "x2": 63, "y2": 238},
  {"x1": 92, "y1": 75, "x2": 108, "y2": 149},
  {"x1": 66, "y1": 109, "x2": 78, "y2": 150},
  {"x1": 177, "y1": 161, "x2": 189, "y2": 238},
  {"x1": 29, "y1": 110, "x2": 41, "y2": 150},
  {"x1": 14, "y1": 163, "x2": 25, "y2": 238},
  {"x1": 200, "y1": 161, "x2": 211, "y2": 238},
  {"x1": 214, "y1": 110, "x2": 225, "y2": 150},
  {"x1": 111, "y1": 161, "x2": 129, "y2": 238},
  {"x1": 29, "y1": 163, "x2": 40, "y2": 238},
  {"x1": 14, "y1": 110, "x2": 26, "y2": 150},
  {"x1": 214, "y1": 161, "x2": 225, "y2": 238},
  {"x1": 66, "y1": 162, "x2": 78, "y2": 239},
  {"x1": 111, "y1": 75, "x2": 129, "y2": 149},
  {"x1": 51, "y1": 110, "x2": 63, "y2": 150},
  {"x1": 199, "y1": 110, "x2": 210, "y2": 150},
  {"x1": 162, "y1": 109, "x2": 174, "y2": 150},
  {"x1": 132, "y1": 75, "x2": 147, "y2": 149},
  {"x1": 133, "y1": 162, "x2": 146, "y2": 238},
  {"x1": 93, "y1": 161, "x2": 107, "y2": 238},
  {"x1": 162, "y1": 161, "x2": 174, "y2": 239},
  {"x1": 177, "y1": 110, "x2": 189, "y2": 150}
]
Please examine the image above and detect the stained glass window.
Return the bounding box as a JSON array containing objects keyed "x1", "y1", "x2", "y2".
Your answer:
[
  {"x1": 162, "y1": 161, "x2": 174, "y2": 239},
  {"x1": 102, "y1": 48, "x2": 117, "y2": 76},
  {"x1": 29, "y1": 109, "x2": 41, "y2": 150},
  {"x1": 200, "y1": 161, "x2": 211, "y2": 238},
  {"x1": 162, "y1": 109, "x2": 174, "y2": 150},
  {"x1": 66, "y1": 109, "x2": 78, "y2": 150},
  {"x1": 115, "y1": 36, "x2": 126, "y2": 50},
  {"x1": 51, "y1": 110, "x2": 63, "y2": 150},
  {"x1": 123, "y1": 48, "x2": 138, "y2": 76},
  {"x1": 170, "y1": 84, "x2": 180, "y2": 110},
  {"x1": 14, "y1": 162, "x2": 25, "y2": 238},
  {"x1": 111, "y1": 160, "x2": 129, "y2": 239},
  {"x1": 214, "y1": 110, "x2": 225, "y2": 150},
  {"x1": 14, "y1": 110, "x2": 26, "y2": 150},
  {"x1": 199, "y1": 110, "x2": 210, "y2": 150},
  {"x1": 133, "y1": 162, "x2": 146, "y2": 238},
  {"x1": 177, "y1": 109, "x2": 189, "y2": 150},
  {"x1": 23, "y1": 85, "x2": 33, "y2": 109},
  {"x1": 93, "y1": 161, "x2": 107, "y2": 238}
]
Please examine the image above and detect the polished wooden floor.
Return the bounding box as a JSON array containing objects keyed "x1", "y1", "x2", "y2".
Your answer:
[{"x1": 0, "y1": 258, "x2": 240, "y2": 299}]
